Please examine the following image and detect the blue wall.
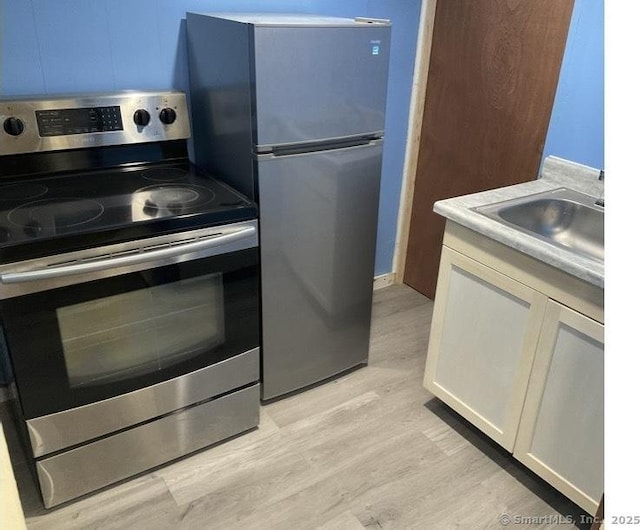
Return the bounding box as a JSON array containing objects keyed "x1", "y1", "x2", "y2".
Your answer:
[
  {"x1": 542, "y1": 0, "x2": 604, "y2": 170},
  {"x1": 0, "y1": 0, "x2": 421, "y2": 277}
]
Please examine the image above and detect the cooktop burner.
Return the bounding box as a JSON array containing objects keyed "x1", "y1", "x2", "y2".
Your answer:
[
  {"x1": 134, "y1": 184, "x2": 215, "y2": 218},
  {"x1": 0, "y1": 182, "x2": 49, "y2": 202},
  {"x1": 0, "y1": 162, "x2": 255, "y2": 262},
  {"x1": 9, "y1": 198, "x2": 105, "y2": 229},
  {"x1": 135, "y1": 183, "x2": 213, "y2": 206}
]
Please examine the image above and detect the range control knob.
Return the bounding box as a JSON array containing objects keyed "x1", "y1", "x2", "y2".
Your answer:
[
  {"x1": 133, "y1": 109, "x2": 151, "y2": 127},
  {"x1": 159, "y1": 108, "x2": 177, "y2": 125},
  {"x1": 3, "y1": 117, "x2": 25, "y2": 136}
]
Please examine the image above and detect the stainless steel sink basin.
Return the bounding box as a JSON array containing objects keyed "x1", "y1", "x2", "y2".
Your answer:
[{"x1": 475, "y1": 188, "x2": 604, "y2": 261}]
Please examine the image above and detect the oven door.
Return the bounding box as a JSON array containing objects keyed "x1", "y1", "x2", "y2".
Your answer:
[{"x1": 0, "y1": 221, "x2": 259, "y2": 456}]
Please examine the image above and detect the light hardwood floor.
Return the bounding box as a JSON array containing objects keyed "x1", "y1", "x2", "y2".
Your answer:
[{"x1": 1, "y1": 284, "x2": 591, "y2": 529}]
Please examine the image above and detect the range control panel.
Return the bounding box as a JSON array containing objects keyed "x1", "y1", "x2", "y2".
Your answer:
[
  {"x1": 36, "y1": 106, "x2": 124, "y2": 136},
  {"x1": 0, "y1": 91, "x2": 190, "y2": 156}
]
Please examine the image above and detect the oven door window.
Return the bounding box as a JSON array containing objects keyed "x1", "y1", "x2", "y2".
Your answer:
[
  {"x1": 58, "y1": 273, "x2": 225, "y2": 388},
  {"x1": 1, "y1": 248, "x2": 259, "y2": 419}
]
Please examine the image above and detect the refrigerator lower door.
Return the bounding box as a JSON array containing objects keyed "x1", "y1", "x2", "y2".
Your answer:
[{"x1": 258, "y1": 140, "x2": 383, "y2": 400}]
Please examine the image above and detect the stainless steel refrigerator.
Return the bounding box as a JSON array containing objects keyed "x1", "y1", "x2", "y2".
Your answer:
[{"x1": 186, "y1": 13, "x2": 391, "y2": 400}]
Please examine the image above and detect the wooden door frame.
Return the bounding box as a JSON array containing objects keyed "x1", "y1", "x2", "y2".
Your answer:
[{"x1": 393, "y1": 0, "x2": 438, "y2": 284}]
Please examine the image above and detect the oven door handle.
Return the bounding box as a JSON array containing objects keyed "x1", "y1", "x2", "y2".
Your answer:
[{"x1": 0, "y1": 225, "x2": 256, "y2": 284}]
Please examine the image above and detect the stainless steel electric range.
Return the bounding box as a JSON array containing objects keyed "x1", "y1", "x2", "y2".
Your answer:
[{"x1": 0, "y1": 91, "x2": 260, "y2": 508}]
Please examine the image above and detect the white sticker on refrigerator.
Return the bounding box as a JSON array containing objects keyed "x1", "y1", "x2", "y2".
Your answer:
[{"x1": 370, "y1": 40, "x2": 381, "y2": 56}]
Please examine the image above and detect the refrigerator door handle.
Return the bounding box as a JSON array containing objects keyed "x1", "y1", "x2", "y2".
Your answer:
[{"x1": 264, "y1": 137, "x2": 383, "y2": 158}]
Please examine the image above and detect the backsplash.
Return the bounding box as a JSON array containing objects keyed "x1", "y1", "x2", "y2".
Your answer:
[{"x1": 540, "y1": 156, "x2": 603, "y2": 198}]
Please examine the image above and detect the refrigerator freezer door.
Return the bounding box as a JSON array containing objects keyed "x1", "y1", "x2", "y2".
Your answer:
[
  {"x1": 253, "y1": 25, "x2": 390, "y2": 149},
  {"x1": 258, "y1": 141, "x2": 383, "y2": 400}
]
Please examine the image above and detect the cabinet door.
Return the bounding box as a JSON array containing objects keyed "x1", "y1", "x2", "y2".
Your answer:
[
  {"x1": 424, "y1": 247, "x2": 547, "y2": 451},
  {"x1": 514, "y1": 300, "x2": 604, "y2": 516}
]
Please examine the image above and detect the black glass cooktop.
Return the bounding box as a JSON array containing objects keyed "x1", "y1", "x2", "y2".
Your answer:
[{"x1": 0, "y1": 162, "x2": 256, "y2": 262}]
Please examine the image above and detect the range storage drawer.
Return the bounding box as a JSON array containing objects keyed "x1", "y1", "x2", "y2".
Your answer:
[{"x1": 36, "y1": 383, "x2": 260, "y2": 508}]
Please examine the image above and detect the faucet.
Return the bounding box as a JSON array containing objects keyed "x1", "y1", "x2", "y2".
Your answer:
[{"x1": 596, "y1": 169, "x2": 604, "y2": 207}]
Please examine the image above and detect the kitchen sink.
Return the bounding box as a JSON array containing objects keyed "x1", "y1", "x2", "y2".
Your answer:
[{"x1": 475, "y1": 188, "x2": 604, "y2": 261}]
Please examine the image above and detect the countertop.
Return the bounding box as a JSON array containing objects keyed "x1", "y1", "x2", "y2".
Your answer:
[{"x1": 433, "y1": 156, "x2": 604, "y2": 288}]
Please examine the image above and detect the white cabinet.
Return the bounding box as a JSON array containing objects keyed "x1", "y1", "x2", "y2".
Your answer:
[
  {"x1": 423, "y1": 221, "x2": 604, "y2": 516},
  {"x1": 514, "y1": 300, "x2": 604, "y2": 515},
  {"x1": 423, "y1": 246, "x2": 547, "y2": 451}
]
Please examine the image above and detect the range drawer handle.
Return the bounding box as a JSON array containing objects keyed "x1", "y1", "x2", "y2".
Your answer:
[{"x1": 0, "y1": 225, "x2": 256, "y2": 284}]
